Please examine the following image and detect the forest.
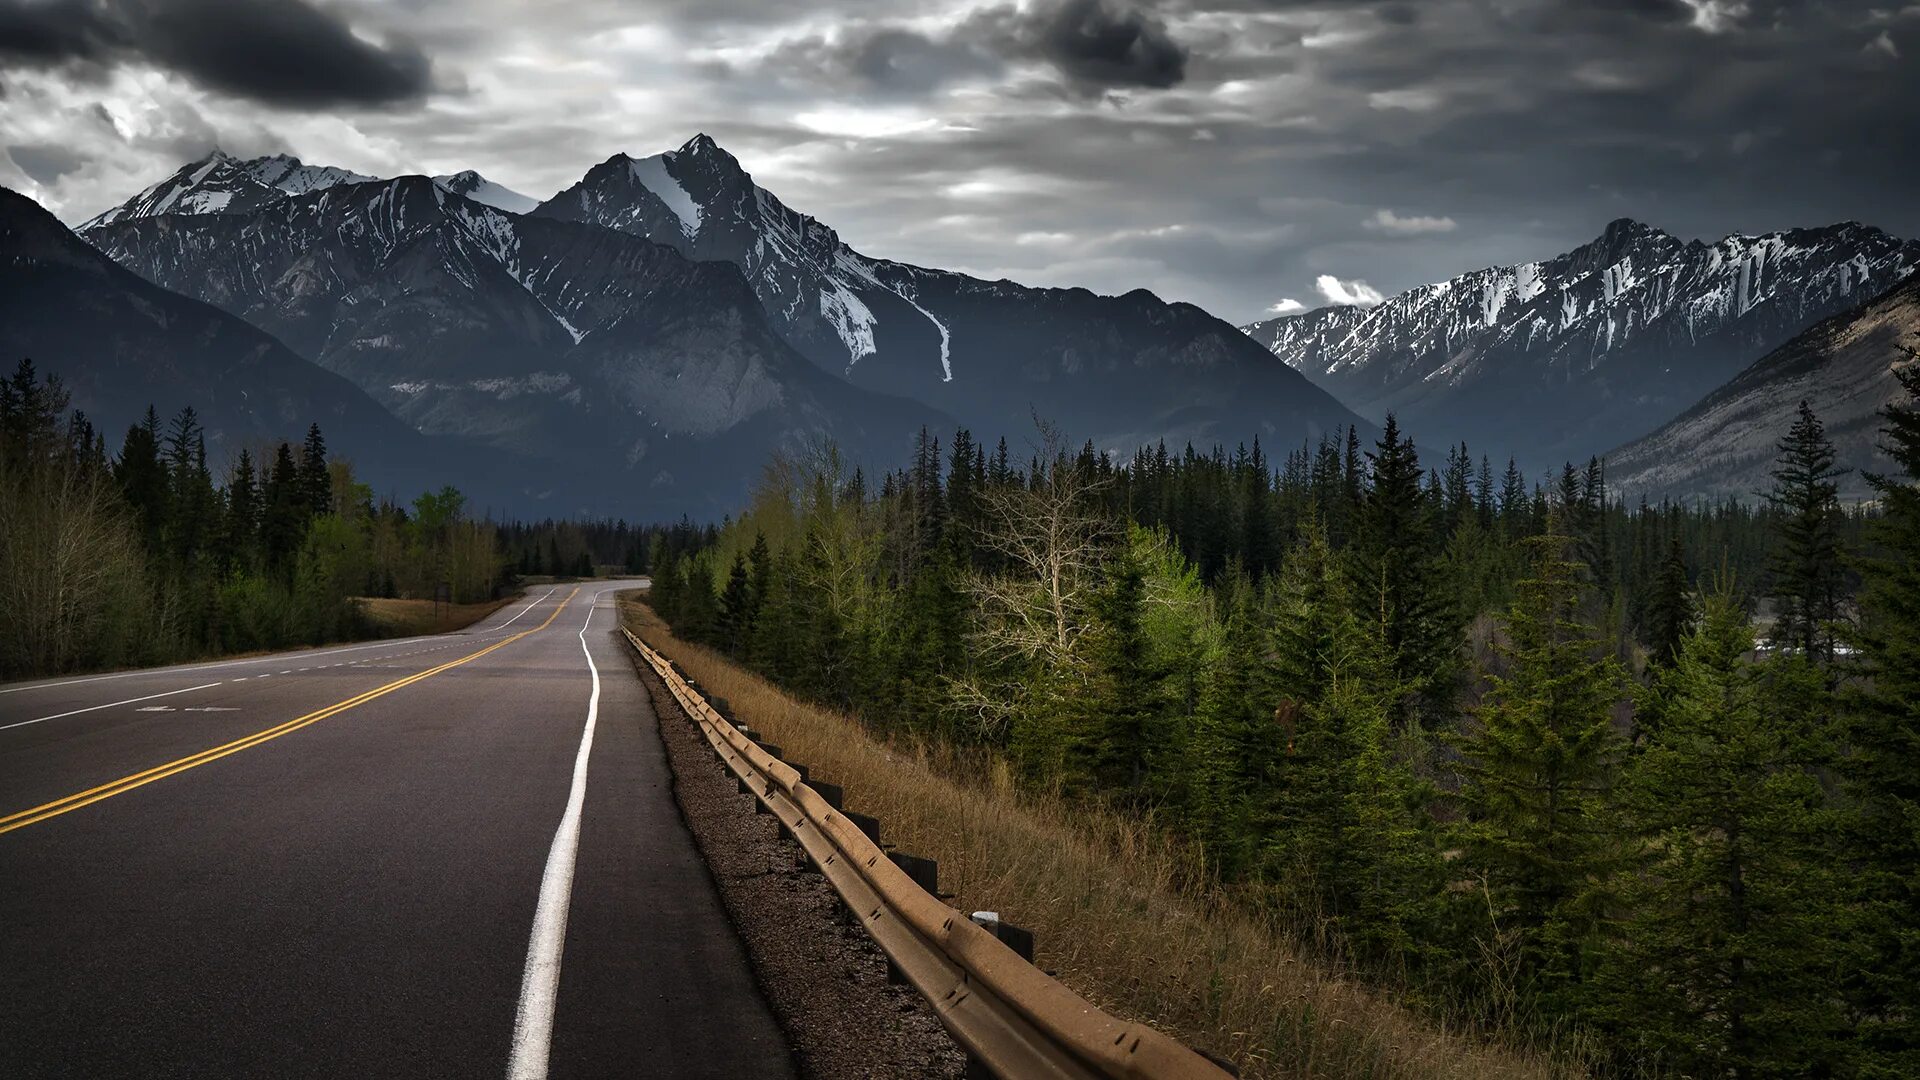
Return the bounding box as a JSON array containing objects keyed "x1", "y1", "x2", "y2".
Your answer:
[
  {"x1": 0, "y1": 360, "x2": 667, "y2": 680},
  {"x1": 647, "y1": 375, "x2": 1920, "y2": 1077}
]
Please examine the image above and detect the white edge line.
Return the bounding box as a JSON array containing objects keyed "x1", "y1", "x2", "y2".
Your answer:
[
  {"x1": 0, "y1": 586, "x2": 564, "y2": 697},
  {"x1": 506, "y1": 589, "x2": 604, "y2": 1080},
  {"x1": 0, "y1": 682, "x2": 226, "y2": 732}
]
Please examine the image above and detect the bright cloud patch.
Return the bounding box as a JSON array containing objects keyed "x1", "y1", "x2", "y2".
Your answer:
[
  {"x1": 1315, "y1": 274, "x2": 1385, "y2": 307},
  {"x1": 1267, "y1": 298, "x2": 1306, "y2": 314},
  {"x1": 1365, "y1": 208, "x2": 1457, "y2": 235}
]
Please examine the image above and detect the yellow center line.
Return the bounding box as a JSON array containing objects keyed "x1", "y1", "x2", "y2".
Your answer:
[{"x1": 0, "y1": 588, "x2": 581, "y2": 837}]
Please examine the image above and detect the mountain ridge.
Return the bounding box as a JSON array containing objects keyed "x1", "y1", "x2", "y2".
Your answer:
[{"x1": 1241, "y1": 217, "x2": 1919, "y2": 467}]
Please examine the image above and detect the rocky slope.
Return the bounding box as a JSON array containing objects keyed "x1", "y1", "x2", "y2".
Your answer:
[
  {"x1": 1243, "y1": 219, "x2": 1918, "y2": 466},
  {"x1": 1608, "y1": 274, "x2": 1920, "y2": 502}
]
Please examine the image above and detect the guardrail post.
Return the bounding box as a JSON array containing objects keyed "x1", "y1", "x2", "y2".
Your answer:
[
  {"x1": 844, "y1": 811, "x2": 881, "y2": 846},
  {"x1": 969, "y1": 912, "x2": 1034, "y2": 963},
  {"x1": 810, "y1": 780, "x2": 843, "y2": 811}
]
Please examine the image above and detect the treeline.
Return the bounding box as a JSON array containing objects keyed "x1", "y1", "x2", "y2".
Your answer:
[
  {"x1": 649, "y1": 380, "x2": 1920, "y2": 1075},
  {"x1": 0, "y1": 361, "x2": 503, "y2": 678},
  {"x1": 498, "y1": 518, "x2": 687, "y2": 579}
]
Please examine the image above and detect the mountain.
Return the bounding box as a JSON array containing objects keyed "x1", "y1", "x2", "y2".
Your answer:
[
  {"x1": 0, "y1": 184, "x2": 449, "y2": 494},
  {"x1": 80, "y1": 174, "x2": 944, "y2": 516},
  {"x1": 78, "y1": 149, "x2": 538, "y2": 227},
  {"x1": 1608, "y1": 273, "x2": 1920, "y2": 502},
  {"x1": 530, "y1": 135, "x2": 1367, "y2": 452},
  {"x1": 431, "y1": 171, "x2": 537, "y2": 214},
  {"x1": 80, "y1": 150, "x2": 375, "y2": 229},
  {"x1": 1242, "y1": 219, "x2": 1919, "y2": 466}
]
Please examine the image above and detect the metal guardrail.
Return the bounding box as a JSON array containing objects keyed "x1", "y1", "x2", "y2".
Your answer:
[{"x1": 623, "y1": 627, "x2": 1236, "y2": 1080}]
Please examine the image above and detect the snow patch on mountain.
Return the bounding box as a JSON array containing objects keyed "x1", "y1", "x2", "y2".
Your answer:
[
  {"x1": 433, "y1": 171, "x2": 537, "y2": 214},
  {"x1": 820, "y1": 279, "x2": 877, "y2": 368},
  {"x1": 627, "y1": 155, "x2": 701, "y2": 238}
]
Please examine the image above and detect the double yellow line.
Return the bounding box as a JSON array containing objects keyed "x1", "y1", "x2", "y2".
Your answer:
[{"x1": 0, "y1": 588, "x2": 579, "y2": 837}]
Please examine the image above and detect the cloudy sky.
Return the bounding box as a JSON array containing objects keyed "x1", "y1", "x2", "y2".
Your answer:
[{"x1": 1, "y1": 0, "x2": 1915, "y2": 323}]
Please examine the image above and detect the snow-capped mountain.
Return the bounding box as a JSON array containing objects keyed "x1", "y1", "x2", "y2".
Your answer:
[
  {"x1": 1608, "y1": 273, "x2": 1920, "y2": 502},
  {"x1": 80, "y1": 174, "x2": 945, "y2": 516},
  {"x1": 1242, "y1": 219, "x2": 1920, "y2": 466},
  {"x1": 531, "y1": 135, "x2": 1366, "y2": 452},
  {"x1": 77, "y1": 149, "x2": 539, "y2": 229},
  {"x1": 80, "y1": 150, "x2": 375, "y2": 229},
  {"x1": 431, "y1": 170, "x2": 537, "y2": 214}
]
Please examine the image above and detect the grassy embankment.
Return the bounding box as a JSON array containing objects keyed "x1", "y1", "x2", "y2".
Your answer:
[
  {"x1": 619, "y1": 594, "x2": 1576, "y2": 1080},
  {"x1": 355, "y1": 594, "x2": 517, "y2": 637}
]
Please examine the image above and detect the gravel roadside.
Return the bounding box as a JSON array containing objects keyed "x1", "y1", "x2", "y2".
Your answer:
[{"x1": 628, "y1": 652, "x2": 967, "y2": 1080}]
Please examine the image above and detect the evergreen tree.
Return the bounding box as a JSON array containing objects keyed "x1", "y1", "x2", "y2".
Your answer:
[
  {"x1": 1765, "y1": 401, "x2": 1848, "y2": 662},
  {"x1": 1083, "y1": 543, "x2": 1167, "y2": 800},
  {"x1": 1843, "y1": 359, "x2": 1920, "y2": 1075},
  {"x1": 224, "y1": 449, "x2": 260, "y2": 574},
  {"x1": 1597, "y1": 586, "x2": 1849, "y2": 1076},
  {"x1": 1265, "y1": 524, "x2": 1436, "y2": 956},
  {"x1": 1641, "y1": 533, "x2": 1695, "y2": 671},
  {"x1": 114, "y1": 407, "x2": 166, "y2": 555},
  {"x1": 261, "y1": 442, "x2": 304, "y2": 579},
  {"x1": 299, "y1": 423, "x2": 331, "y2": 518},
  {"x1": 1453, "y1": 519, "x2": 1626, "y2": 1013},
  {"x1": 715, "y1": 553, "x2": 755, "y2": 655},
  {"x1": 1353, "y1": 414, "x2": 1453, "y2": 696}
]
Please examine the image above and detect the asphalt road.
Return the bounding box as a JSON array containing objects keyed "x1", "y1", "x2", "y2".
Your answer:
[{"x1": 0, "y1": 582, "x2": 798, "y2": 1079}]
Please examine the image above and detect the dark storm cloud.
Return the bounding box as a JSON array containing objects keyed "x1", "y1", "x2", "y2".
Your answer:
[
  {"x1": 6, "y1": 141, "x2": 82, "y2": 183},
  {"x1": 1006, "y1": 0, "x2": 1189, "y2": 92},
  {"x1": 0, "y1": 0, "x2": 431, "y2": 108},
  {"x1": 748, "y1": 0, "x2": 1189, "y2": 98}
]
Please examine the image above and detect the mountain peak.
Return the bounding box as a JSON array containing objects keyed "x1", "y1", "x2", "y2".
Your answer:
[{"x1": 679, "y1": 133, "x2": 721, "y2": 155}]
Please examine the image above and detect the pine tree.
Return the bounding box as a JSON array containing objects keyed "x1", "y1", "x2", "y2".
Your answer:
[
  {"x1": 1764, "y1": 401, "x2": 1848, "y2": 662},
  {"x1": 1083, "y1": 543, "x2": 1168, "y2": 800},
  {"x1": 261, "y1": 442, "x2": 304, "y2": 579},
  {"x1": 1352, "y1": 413, "x2": 1453, "y2": 696},
  {"x1": 1597, "y1": 586, "x2": 1849, "y2": 1076},
  {"x1": 1453, "y1": 518, "x2": 1626, "y2": 1013},
  {"x1": 114, "y1": 407, "x2": 166, "y2": 556},
  {"x1": 1843, "y1": 358, "x2": 1920, "y2": 1075},
  {"x1": 716, "y1": 553, "x2": 754, "y2": 656},
  {"x1": 299, "y1": 423, "x2": 331, "y2": 518},
  {"x1": 224, "y1": 449, "x2": 260, "y2": 574},
  {"x1": 1265, "y1": 524, "x2": 1437, "y2": 956},
  {"x1": 1641, "y1": 533, "x2": 1694, "y2": 671}
]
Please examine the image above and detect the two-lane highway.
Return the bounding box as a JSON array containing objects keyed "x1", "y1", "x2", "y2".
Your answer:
[{"x1": 0, "y1": 583, "x2": 797, "y2": 1078}]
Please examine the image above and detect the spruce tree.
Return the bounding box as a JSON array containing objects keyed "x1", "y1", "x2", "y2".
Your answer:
[
  {"x1": 299, "y1": 423, "x2": 331, "y2": 518},
  {"x1": 261, "y1": 442, "x2": 304, "y2": 580},
  {"x1": 115, "y1": 407, "x2": 166, "y2": 556},
  {"x1": 1353, "y1": 414, "x2": 1453, "y2": 696},
  {"x1": 1764, "y1": 401, "x2": 1848, "y2": 662},
  {"x1": 1843, "y1": 359, "x2": 1920, "y2": 1075},
  {"x1": 716, "y1": 553, "x2": 754, "y2": 656},
  {"x1": 1083, "y1": 544, "x2": 1167, "y2": 800},
  {"x1": 1453, "y1": 518, "x2": 1626, "y2": 1013},
  {"x1": 1597, "y1": 586, "x2": 1848, "y2": 1076},
  {"x1": 1641, "y1": 533, "x2": 1694, "y2": 671},
  {"x1": 1266, "y1": 524, "x2": 1436, "y2": 956}
]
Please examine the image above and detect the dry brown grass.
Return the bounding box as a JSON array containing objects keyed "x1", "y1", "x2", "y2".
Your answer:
[
  {"x1": 356, "y1": 594, "x2": 515, "y2": 637},
  {"x1": 620, "y1": 595, "x2": 1579, "y2": 1080}
]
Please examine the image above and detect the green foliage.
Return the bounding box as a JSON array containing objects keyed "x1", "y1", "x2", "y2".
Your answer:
[
  {"x1": 647, "y1": 404, "x2": 1892, "y2": 1073},
  {"x1": 0, "y1": 359, "x2": 507, "y2": 677},
  {"x1": 1452, "y1": 521, "x2": 1627, "y2": 1014},
  {"x1": 1844, "y1": 357, "x2": 1920, "y2": 1076},
  {"x1": 1765, "y1": 401, "x2": 1849, "y2": 661},
  {"x1": 1596, "y1": 584, "x2": 1851, "y2": 1077}
]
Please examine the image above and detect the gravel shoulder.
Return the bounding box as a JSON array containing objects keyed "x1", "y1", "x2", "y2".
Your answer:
[{"x1": 627, "y1": 651, "x2": 967, "y2": 1080}]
